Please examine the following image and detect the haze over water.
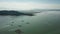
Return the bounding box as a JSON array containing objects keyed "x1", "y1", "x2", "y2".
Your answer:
[{"x1": 0, "y1": 0, "x2": 60, "y2": 34}]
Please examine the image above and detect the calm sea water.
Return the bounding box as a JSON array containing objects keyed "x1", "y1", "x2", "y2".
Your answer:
[{"x1": 0, "y1": 11, "x2": 60, "y2": 34}]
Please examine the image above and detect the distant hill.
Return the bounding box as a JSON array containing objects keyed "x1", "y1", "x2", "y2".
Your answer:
[{"x1": 0, "y1": 10, "x2": 34, "y2": 16}]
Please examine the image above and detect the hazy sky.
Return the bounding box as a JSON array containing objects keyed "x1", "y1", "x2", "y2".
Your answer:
[{"x1": 0, "y1": 0, "x2": 60, "y2": 10}]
